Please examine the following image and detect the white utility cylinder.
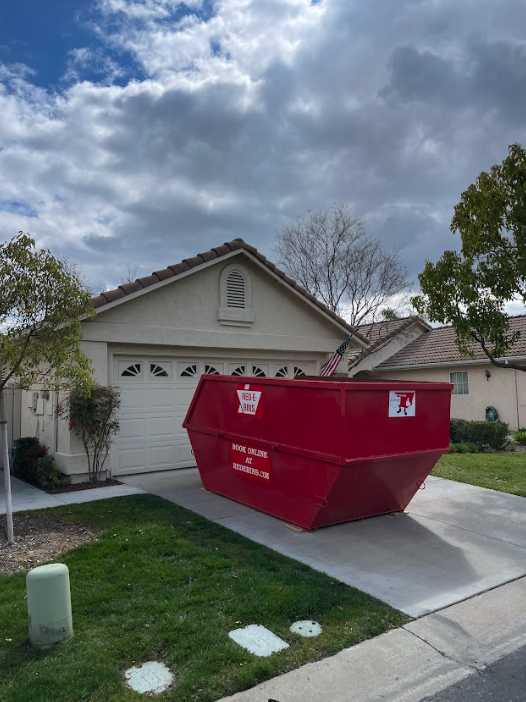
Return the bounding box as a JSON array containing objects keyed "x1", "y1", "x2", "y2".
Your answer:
[{"x1": 26, "y1": 563, "x2": 73, "y2": 648}]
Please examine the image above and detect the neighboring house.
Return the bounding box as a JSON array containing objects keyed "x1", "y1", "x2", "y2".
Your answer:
[
  {"x1": 350, "y1": 315, "x2": 526, "y2": 431},
  {"x1": 19, "y1": 238, "x2": 367, "y2": 481}
]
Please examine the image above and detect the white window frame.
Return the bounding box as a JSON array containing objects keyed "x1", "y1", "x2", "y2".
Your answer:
[{"x1": 450, "y1": 371, "x2": 469, "y2": 395}]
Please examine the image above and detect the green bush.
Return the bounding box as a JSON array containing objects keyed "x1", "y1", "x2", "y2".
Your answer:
[
  {"x1": 513, "y1": 429, "x2": 526, "y2": 446},
  {"x1": 13, "y1": 437, "x2": 47, "y2": 482},
  {"x1": 450, "y1": 441, "x2": 478, "y2": 454},
  {"x1": 34, "y1": 455, "x2": 71, "y2": 489},
  {"x1": 449, "y1": 418, "x2": 509, "y2": 451}
]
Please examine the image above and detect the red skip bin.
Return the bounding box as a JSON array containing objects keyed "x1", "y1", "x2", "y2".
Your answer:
[{"x1": 183, "y1": 376, "x2": 452, "y2": 530}]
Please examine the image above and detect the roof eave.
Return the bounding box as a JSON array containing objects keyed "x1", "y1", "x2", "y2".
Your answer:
[{"x1": 375, "y1": 355, "x2": 526, "y2": 371}]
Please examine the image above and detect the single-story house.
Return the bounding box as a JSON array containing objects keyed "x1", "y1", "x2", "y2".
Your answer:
[
  {"x1": 350, "y1": 315, "x2": 526, "y2": 430},
  {"x1": 18, "y1": 238, "x2": 367, "y2": 481}
]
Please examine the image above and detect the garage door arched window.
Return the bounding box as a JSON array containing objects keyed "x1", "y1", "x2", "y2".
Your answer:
[
  {"x1": 150, "y1": 363, "x2": 170, "y2": 378},
  {"x1": 120, "y1": 362, "x2": 142, "y2": 377},
  {"x1": 180, "y1": 364, "x2": 198, "y2": 378}
]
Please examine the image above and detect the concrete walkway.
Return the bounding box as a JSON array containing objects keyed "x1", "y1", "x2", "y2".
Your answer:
[
  {"x1": 121, "y1": 468, "x2": 526, "y2": 617},
  {"x1": 0, "y1": 471, "x2": 144, "y2": 513}
]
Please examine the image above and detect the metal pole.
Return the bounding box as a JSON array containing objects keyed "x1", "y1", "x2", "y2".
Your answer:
[
  {"x1": 0, "y1": 350, "x2": 14, "y2": 544},
  {"x1": 0, "y1": 390, "x2": 14, "y2": 545}
]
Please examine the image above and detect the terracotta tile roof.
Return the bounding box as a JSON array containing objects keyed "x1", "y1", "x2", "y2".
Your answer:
[
  {"x1": 92, "y1": 238, "x2": 367, "y2": 343},
  {"x1": 348, "y1": 316, "x2": 430, "y2": 368},
  {"x1": 377, "y1": 315, "x2": 526, "y2": 368}
]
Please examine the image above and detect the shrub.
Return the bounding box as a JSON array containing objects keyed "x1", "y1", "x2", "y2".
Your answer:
[
  {"x1": 34, "y1": 455, "x2": 71, "y2": 489},
  {"x1": 449, "y1": 418, "x2": 509, "y2": 451},
  {"x1": 57, "y1": 384, "x2": 120, "y2": 483},
  {"x1": 513, "y1": 429, "x2": 526, "y2": 446},
  {"x1": 13, "y1": 437, "x2": 48, "y2": 482},
  {"x1": 450, "y1": 441, "x2": 478, "y2": 454}
]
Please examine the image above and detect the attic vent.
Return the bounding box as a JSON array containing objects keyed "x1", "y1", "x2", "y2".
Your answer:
[{"x1": 226, "y1": 270, "x2": 246, "y2": 309}]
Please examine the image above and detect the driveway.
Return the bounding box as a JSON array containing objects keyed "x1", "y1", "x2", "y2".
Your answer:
[{"x1": 121, "y1": 469, "x2": 526, "y2": 617}]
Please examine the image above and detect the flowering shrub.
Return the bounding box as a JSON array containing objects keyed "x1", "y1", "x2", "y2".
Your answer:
[{"x1": 57, "y1": 384, "x2": 121, "y2": 483}]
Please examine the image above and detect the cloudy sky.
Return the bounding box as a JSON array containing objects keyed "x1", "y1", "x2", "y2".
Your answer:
[{"x1": 1, "y1": 0, "x2": 526, "y2": 301}]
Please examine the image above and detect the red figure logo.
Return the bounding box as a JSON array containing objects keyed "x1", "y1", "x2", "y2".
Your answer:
[{"x1": 389, "y1": 390, "x2": 416, "y2": 417}]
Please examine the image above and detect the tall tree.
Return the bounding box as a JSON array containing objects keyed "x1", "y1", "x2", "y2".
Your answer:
[
  {"x1": 274, "y1": 204, "x2": 410, "y2": 326},
  {"x1": 413, "y1": 143, "x2": 526, "y2": 371},
  {"x1": 0, "y1": 233, "x2": 94, "y2": 544}
]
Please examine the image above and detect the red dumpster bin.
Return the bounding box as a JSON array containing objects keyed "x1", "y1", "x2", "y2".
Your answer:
[{"x1": 183, "y1": 376, "x2": 452, "y2": 530}]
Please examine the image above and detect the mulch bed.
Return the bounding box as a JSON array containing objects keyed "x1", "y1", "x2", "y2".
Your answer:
[
  {"x1": 0, "y1": 514, "x2": 99, "y2": 576},
  {"x1": 45, "y1": 478, "x2": 122, "y2": 494}
]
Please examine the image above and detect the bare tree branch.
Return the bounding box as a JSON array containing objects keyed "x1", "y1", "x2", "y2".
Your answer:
[{"x1": 274, "y1": 204, "x2": 410, "y2": 326}]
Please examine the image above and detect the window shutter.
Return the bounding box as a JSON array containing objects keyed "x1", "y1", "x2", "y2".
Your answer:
[{"x1": 226, "y1": 270, "x2": 246, "y2": 309}]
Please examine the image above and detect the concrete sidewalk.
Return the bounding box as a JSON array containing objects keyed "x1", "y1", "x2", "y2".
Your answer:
[
  {"x1": 121, "y1": 469, "x2": 526, "y2": 617},
  {"x1": 220, "y1": 576, "x2": 526, "y2": 702},
  {"x1": 0, "y1": 471, "x2": 145, "y2": 513}
]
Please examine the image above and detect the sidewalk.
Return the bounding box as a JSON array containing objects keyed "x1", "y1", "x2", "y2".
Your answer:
[
  {"x1": 220, "y1": 576, "x2": 526, "y2": 702},
  {"x1": 0, "y1": 472, "x2": 144, "y2": 513}
]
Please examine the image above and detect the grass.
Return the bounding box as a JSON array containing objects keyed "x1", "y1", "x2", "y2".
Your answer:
[
  {"x1": 0, "y1": 494, "x2": 405, "y2": 702},
  {"x1": 433, "y1": 452, "x2": 526, "y2": 497}
]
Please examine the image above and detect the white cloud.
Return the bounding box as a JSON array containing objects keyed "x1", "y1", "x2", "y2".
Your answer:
[{"x1": 1, "y1": 0, "x2": 526, "y2": 296}]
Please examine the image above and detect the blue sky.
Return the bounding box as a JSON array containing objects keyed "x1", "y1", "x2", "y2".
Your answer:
[
  {"x1": 1, "y1": 0, "x2": 526, "y2": 302},
  {"x1": 0, "y1": 1, "x2": 102, "y2": 86}
]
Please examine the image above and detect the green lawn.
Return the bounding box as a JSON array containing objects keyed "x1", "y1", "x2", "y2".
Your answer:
[
  {"x1": 433, "y1": 452, "x2": 526, "y2": 497},
  {"x1": 0, "y1": 495, "x2": 405, "y2": 702}
]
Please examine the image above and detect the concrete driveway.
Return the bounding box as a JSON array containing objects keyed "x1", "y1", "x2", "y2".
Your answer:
[{"x1": 121, "y1": 469, "x2": 526, "y2": 617}]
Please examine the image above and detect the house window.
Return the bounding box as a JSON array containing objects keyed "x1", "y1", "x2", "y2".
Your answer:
[
  {"x1": 226, "y1": 270, "x2": 246, "y2": 309},
  {"x1": 231, "y1": 365, "x2": 246, "y2": 376},
  {"x1": 450, "y1": 371, "x2": 469, "y2": 394},
  {"x1": 275, "y1": 366, "x2": 289, "y2": 378},
  {"x1": 294, "y1": 367, "x2": 306, "y2": 378},
  {"x1": 121, "y1": 363, "x2": 142, "y2": 377},
  {"x1": 252, "y1": 366, "x2": 266, "y2": 377}
]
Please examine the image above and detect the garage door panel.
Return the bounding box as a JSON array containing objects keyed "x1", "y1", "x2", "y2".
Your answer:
[
  {"x1": 148, "y1": 444, "x2": 178, "y2": 470},
  {"x1": 146, "y1": 415, "x2": 177, "y2": 437},
  {"x1": 145, "y1": 386, "x2": 177, "y2": 409},
  {"x1": 118, "y1": 417, "x2": 145, "y2": 439},
  {"x1": 117, "y1": 447, "x2": 146, "y2": 472},
  {"x1": 120, "y1": 386, "x2": 149, "y2": 410},
  {"x1": 176, "y1": 441, "x2": 195, "y2": 468}
]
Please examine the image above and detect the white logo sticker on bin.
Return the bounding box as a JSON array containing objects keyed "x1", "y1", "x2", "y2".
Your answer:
[
  {"x1": 236, "y1": 384, "x2": 263, "y2": 417},
  {"x1": 389, "y1": 390, "x2": 416, "y2": 417}
]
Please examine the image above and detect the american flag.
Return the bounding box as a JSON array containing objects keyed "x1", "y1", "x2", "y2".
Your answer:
[{"x1": 319, "y1": 335, "x2": 353, "y2": 377}]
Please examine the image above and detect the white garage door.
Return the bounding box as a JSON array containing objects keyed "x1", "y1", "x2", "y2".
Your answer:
[{"x1": 112, "y1": 357, "x2": 312, "y2": 476}]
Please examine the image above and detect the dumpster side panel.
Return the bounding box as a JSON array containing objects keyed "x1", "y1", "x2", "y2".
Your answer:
[
  {"x1": 344, "y1": 387, "x2": 451, "y2": 459},
  {"x1": 185, "y1": 377, "x2": 346, "y2": 463},
  {"x1": 187, "y1": 430, "x2": 341, "y2": 530},
  {"x1": 311, "y1": 452, "x2": 443, "y2": 528}
]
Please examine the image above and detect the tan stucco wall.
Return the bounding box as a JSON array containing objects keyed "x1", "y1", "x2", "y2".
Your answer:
[
  {"x1": 373, "y1": 363, "x2": 526, "y2": 431},
  {"x1": 83, "y1": 253, "x2": 356, "y2": 353}
]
